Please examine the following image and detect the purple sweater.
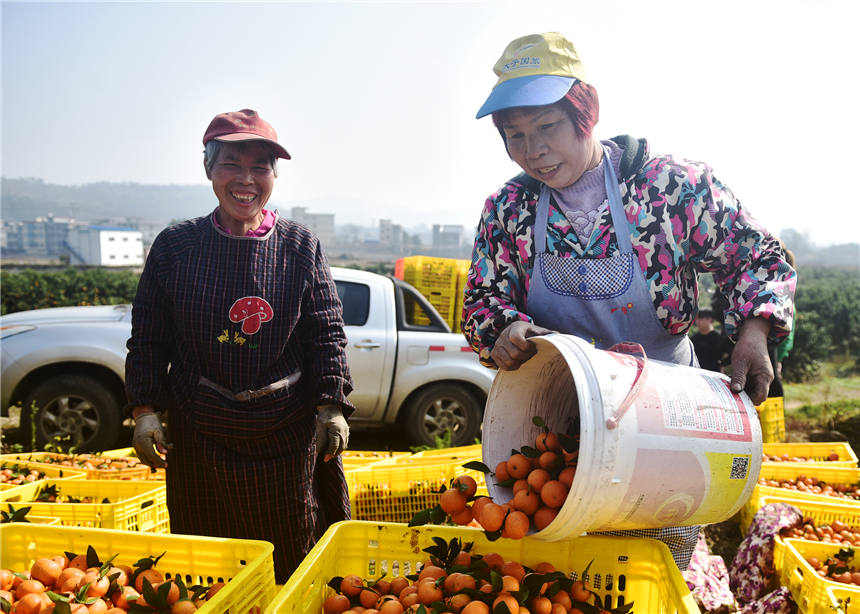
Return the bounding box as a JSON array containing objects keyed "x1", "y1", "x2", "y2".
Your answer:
[{"x1": 551, "y1": 139, "x2": 624, "y2": 246}]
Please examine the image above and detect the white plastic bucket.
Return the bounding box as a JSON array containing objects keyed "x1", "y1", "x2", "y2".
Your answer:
[{"x1": 482, "y1": 334, "x2": 762, "y2": 541}]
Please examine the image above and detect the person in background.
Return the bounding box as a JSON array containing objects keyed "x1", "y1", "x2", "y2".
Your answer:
[
  {"x1": 691, "y1": 310, "x2": 732, "y2": 373},
  {"x1": 126, "y1": 109, "x2": 352, "y2": 582}
]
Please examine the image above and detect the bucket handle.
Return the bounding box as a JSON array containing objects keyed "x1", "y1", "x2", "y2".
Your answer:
[{"x1": 605, "y1": 342, "x2": 649, "y2": 429}]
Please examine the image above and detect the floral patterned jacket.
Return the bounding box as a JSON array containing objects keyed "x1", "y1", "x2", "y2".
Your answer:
[{"x1": 462, "y1": 136, "x2": 797, "y2": 368}]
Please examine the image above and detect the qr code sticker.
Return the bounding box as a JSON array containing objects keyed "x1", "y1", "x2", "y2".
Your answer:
[{"x1": 730, "y1": 456, "x2": 750, "y2": 479}]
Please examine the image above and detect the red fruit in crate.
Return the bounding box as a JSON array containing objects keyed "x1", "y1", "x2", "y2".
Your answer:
[
  {"x1": 540, "y1": 481, "x2": 567, "y2": 509},
  {"x1": 527, "y1": 469, "x2": 551, "y2": 493},
  {"x1": 534, "y1": 507, "x2": 558, "y2": 531},
  {"x1": 440, "y1": 489, "x2": 467, "y2": 515},
  {"x1": 451, "y1": 476, "x2": 477, "y2": 499},
  {"x1": 477, "y1": 503, "x2": 505, "y2": 532},
  {"x1": 495, "y1": 462, "x2": 511, "y2": 483},
  {"x1": 340, "y1": 575, "x2": 364, "y2": 598},
  {"x1": 507, "y1": 455, "x2": 530, "y2": 479},
  {"x1": 323, "y1": 594, "x2": 351, "y2": 614}
]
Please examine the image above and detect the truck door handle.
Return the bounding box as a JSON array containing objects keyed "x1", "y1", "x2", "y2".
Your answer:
[{"x1": 354, "y1": 340, "x2": 381, "y2": 349}]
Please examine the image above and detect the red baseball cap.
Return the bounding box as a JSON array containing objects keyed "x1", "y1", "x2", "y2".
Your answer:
[{"x1": 202, "y1": 109, "x2": 291, "y2": 159}]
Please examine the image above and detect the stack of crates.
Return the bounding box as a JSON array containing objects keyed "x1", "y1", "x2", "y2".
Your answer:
[{"x1": 394, "y1": 256, "x2": 471, "y2": 332}]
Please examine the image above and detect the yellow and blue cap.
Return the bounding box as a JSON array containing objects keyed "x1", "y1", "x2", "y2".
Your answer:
[{"x1": 476, "y1": 32, "x2": 587, "y2": 119}]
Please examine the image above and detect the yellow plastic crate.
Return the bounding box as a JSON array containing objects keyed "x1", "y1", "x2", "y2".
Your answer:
[
  {"x1": 825, "y1": 585, "x2": 857, "y2": 614},
  {"x1": 341, "y1": 451, "x2": 411, "y2": 472},
  {"x1": 0, "y1": 461, "x2": 87, "y2": 493},
  {"x1": 1, "y1": 451, "x2": 151, "y2": 480},
  {"x1": 266, "y1": 521, "x2": 699, "y2": 613},
  {"x1": 346, "y1": 455, "x2": 485, "y2": 523},
  {"x1": 749, "y1": 495, "x2": 860, "y2": 572},
  {"x1": 780, "y1": 538, "x2": 860, "y2": 614},
  {"x1": 412, "y1": 444, "x2": 482, "y2": 458},
  {"x1": 763, "y1": 442, "x2": 858, "y2": 468},
  {"x1": 740, "y1": 465, "x2": 860, "y2": 532},
  {"x1": 99, "y1": 447, "x2": 166, "y2": 480},
  {"x1": 400, "y1": 256, "x2": 461, "y2": 328},
  {"x1": 757, "y1": 396, "x2": 785, "y2": 443},
  {"x1": 1, "y1": 523, "x2": 276, "y2": 613},
  {"x1": 0, "y1": 479, "x2": 169, "y2": 532},
  {"x1": 453, "y1": 258, "x2": 470, "y2": 334}
]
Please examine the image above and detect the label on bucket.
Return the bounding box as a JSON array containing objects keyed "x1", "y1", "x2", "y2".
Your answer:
[{"x1": 635, "y1": 368, "x2": 753, "y2": 442}]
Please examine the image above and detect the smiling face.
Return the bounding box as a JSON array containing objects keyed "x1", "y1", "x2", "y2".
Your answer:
[
  {"x1": 499, "y1": 104, "x2": 598, "y2": 189},
  {"x1": 208, "y1": 141, "x2": 275, "y2": 226}
]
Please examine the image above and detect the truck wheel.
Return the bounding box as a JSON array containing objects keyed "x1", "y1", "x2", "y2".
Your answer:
[
  {"x1": 403, "y1": 383, "x2": 482, "y2": 447},
  {"x1": 20, "y1": 375, "x2": 121, "y2": 452}
]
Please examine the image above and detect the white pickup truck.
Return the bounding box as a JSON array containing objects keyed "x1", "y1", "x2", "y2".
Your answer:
[{"x1": 0, "y1": 267, "x2": 495, "y2": 451}]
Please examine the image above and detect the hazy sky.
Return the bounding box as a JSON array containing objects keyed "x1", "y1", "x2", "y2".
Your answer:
[{"x1": 2, "y1": 0, "x2": 857, "y2": 244}]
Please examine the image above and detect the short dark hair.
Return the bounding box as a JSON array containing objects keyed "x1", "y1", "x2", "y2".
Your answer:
[{"x1": 697, "y1": 310, "x2": 715, "y2": 320}]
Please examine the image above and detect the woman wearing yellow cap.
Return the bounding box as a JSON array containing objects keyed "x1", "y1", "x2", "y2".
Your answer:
[{"x1": 463, "y1": 33, "x2": 796, "y2": 569}]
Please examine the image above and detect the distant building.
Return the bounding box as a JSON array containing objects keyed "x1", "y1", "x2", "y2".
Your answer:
[
  {"x1": 289, "y1": 207, "x2": 335, "y2": 247},
  {"x1": 65, "y1": 226, "x2": 144, "y2": 266},
  {"x1": 432, "y1": 224, "x2": 463, "y2": 251},
  {"x1": 379, "y1": 219, "x2": 404, "y2": 248},
  {"x1": 1, "y1": 216, "x2": 82, "y2": 257}
]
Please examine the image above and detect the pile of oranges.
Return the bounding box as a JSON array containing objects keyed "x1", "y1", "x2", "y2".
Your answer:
[
  {"x1": 421, "y1": 424, "x2": 577, "y2": 540},
  {"x1": 0, "y1": 547, "x2": 224, "y2": 613},
  {"x1": 322, "y1": 537, "x2": 618, "y2": 614},
  {"x1": 780, "y1": 518, "x2": 860, "y2": 547},
  {"x1": 804, "y1": 547, "x2": 860, "y2": 585},
  {"x1": 758, "y1": 475, "x2": 860, "y2": 501},
  {"x1": 762, "y1": 453, "x2": 841, "y2": 463},
  {"x1": 0, "y1": 465, "x2": 46, "y2": 487},
  {"x1": 6, "y1": 455, "x2": 143, "y2": 474}
]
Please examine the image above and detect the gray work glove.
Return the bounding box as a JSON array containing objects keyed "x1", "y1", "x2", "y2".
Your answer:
[
  {"x1": 314, "y1": 405, "x2": 349, "y2": 462},
  {"x1": 133, "y1": 412, "x2": 169, "y2": 469}
]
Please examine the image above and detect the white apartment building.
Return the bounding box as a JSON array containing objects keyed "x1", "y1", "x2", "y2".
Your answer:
[{"x1": 65, "y1": 226, "x2": 144, "y2": 266}]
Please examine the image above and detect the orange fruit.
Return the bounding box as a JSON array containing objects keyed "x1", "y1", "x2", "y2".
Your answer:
[
  {"x1": 536, "y1": 432, "x2": 561, "y2": 452},
  {"x1": 112, "y1": 586, "x2": 140, "y2": 609},
  {"x1": 0, "y1": 569, "x2": 12, "y2": 591},
  {"x1": 534, "y1": 562, "x2": 555, "y2": 574},
  {"x1": 401, "y1": 593, "x2": 420, "y2": 607},
  {"x1": 492, "y1": 594, "x2": 519, "y2": 614},
  {"x1": 68, "y1": 555, "x2": 88, "y2": 571},
  {"x1": 416, "y1": 580, "x2": 443, "y2": 604},
  {"x1": 550, "y1": 605, "x2": 566, "y2": 614},
  {"x1": 477, "y1": 503, "x2": 506, "y2": 532},
  {"x1": 170, "y1": 601, "x2": 198, "y2": 614},
  {"x1": 87, "y1": 598, "x2": 108, "y2": 614},
  {"x1": 558, "y1": 467, "x2": 575, "y2": 488},
  {"x1": 512, "y1": 479, "x2": 529, "y2": 495},
  {"x1": 453, "y1": 551, "x2": 472, "y2": 567},
  {"x1": 495, "y1": 462, "x2": 511, "y2": 483},
  {"x1": 527, "y1": 469, "x2": 551, "y2": 493},
  {"x1": 501, "y1": 575, "x2": 520, "y2": 592},
  {"x1": 512, "y1": 489, "x2": 540, "y2": 516},
  {"x1": 57, "y1": 568, "x2": 85, "y2": 593},
  {"x1": 451, "y1": 506, "x2": 473, "y2": 526},
  {"x1": 482, "y1": 553, "x2": 504, "y2": 571},
  {"x1": 443, "y1": 573, "x2": 462, "y2": 593},
  {"x1": 374, "y1": 579, "x2": 391, "y2": 595},
  {"x1": 340, "y1": 575, "x2": 364, "y2": 598},
  {"x1": 389, "y1": 578, "x2": 409, "y2": 596},
  {"x1": 471, "y1": 497, "x2": 491, "y2": 519},
  {"x1": 452, "y1": 476, "x2": 478, "y2": 499},
  {"x1": 570, "y1": 581, "x2": 590, "y2": 602},
  {"x1": 15, "y1": 579, "x2": 46, "y2": 601},
  {"x1": 417, "y1": 565, "x2": 445, "y2": 582},
  {"x1": 501, "y1": 561, "x2": 526, "y2": 582},
  {"x1": 454, "y1": 574, "x2": 476, "y2": 592},
  {"x1": 159, "y1": 581, "x2": 181, "y2": 605},
  {"x1": 50, "y1": 556, "x2": 69, "y2": 571},
  {"x1": 538, "y1": 452, "x2": 560, "y2": 472},
  {"x1": 563, "y1": 450, "x2": 578, "y2": 465},
  {"x1": 398, "y1": 584, "x2": 417, "y2": 600},
  {"x1": 106, "y1": 609, "x2": 127, "y2": 614},
  {"x1": 503, "y1": 511, "x2": 530, "y2": 540},
  {"x1": 529, "y1": 597, "x2": 552, "y2": 614},
  {"x1": 551, "y1": 590, "x2": 572, "y2": 609},
  {"x1": 461, "y1": 602, "x2": 489, "y2": 614},
  {"x1": 378, "y1": 601, "x2": 404, "y2": 614},
  {"x1": 378, "y1": 602, "x2": 404, "y2": 614},
  {"x1": 507, "y1": 455, "x2": 531, "y2": 479},
  {"x1": 134, "y1": 569, "x2": 164, "y2": 593},
  {"x1": 11, "y1": 593, "x2": 44, "y2": 614},
  {"x1": 534, "y1": 507, "x2": 558, "y2": 531},
  {"x1": 361, "y1": 589, "x2": 381, "y2": 608},
  {"x1": 448, "y1": 594, "x2": 471, "y2": 612},
  {"x1": 323, "y1": 594, "x2": 352, "y2": 614},
  {"x1": 80, "y1": 571, "x2": 109, "y2": 598},
  {"x1": 440, "y1": 490, "x2": 467, "y2": 515},
  {"x1": 539, "y1": 481, "x2": 567, "y2": 509}
]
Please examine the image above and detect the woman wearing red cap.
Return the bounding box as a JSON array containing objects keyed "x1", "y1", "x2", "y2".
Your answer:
[
  {"x1": 464, "y1": 34, "x2": 796, "y2": 571},
  {"x1": 125, "y1": 109, "x2": 352, "y2": 581}
]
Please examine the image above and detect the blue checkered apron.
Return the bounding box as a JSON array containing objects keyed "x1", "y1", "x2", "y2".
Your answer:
[{"x1": 526, "y1": 145, "x2": 700, "y2": 570}]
